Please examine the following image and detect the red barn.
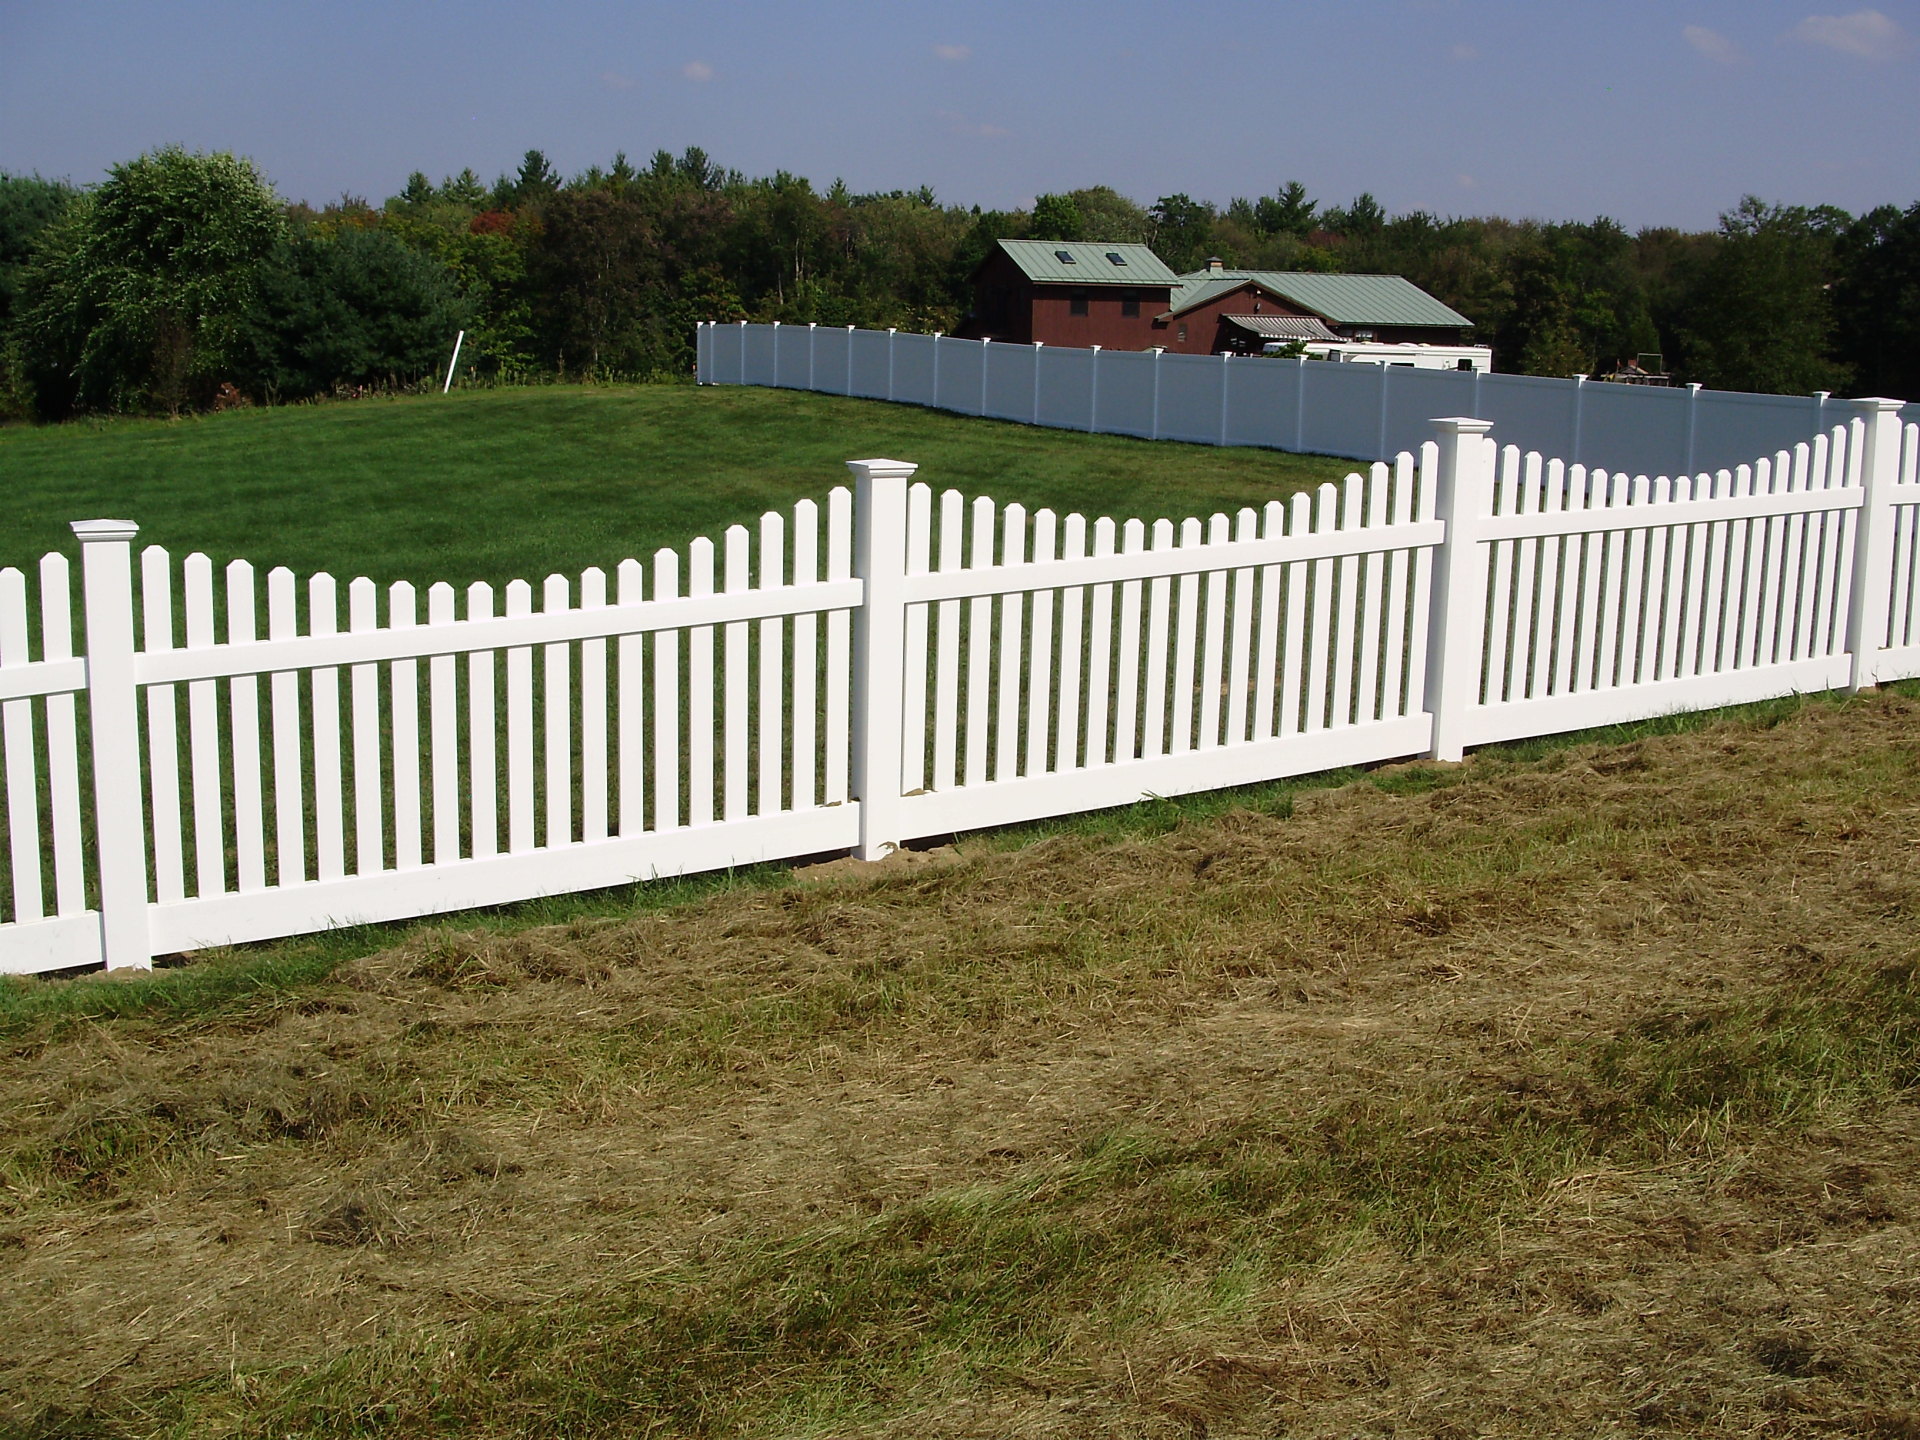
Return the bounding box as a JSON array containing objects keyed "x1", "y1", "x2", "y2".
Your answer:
[{"x1": 957, "y1": 240, "x2": 1178, "y2": 349}]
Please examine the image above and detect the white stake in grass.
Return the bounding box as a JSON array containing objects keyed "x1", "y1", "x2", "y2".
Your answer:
[{"x1": 442, "y1": 330, "x2": 466, "y2": 394}]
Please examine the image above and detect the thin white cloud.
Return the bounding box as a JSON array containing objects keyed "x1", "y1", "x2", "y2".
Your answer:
[
  {"x1": 1456, "y1": 173, "x2": 1479, "y2": 190},
  {"x1": 1449, "y1": 43, "x2": 1478, "y2": 61},
  {"x1": 1790, "y1": 9, "x2": 1908, "y2": 58},
  {"x1": 1683, "y1": 25, "x2": 1744, "y2": 64},
  {"x1": 934, "y1": 43, "x2": 971, "y2": 62},
  {"x1": 600, "y1": 70, "x2": 635, "y2": 91},
  {"x1": 940, "y1": 111, "x2": 1009, "y2": 138},
  {"x1": 682, "y1": 60, "x2": 715, "y2": 82}
]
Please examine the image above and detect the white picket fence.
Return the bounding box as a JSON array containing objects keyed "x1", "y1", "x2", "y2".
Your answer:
[
  {"x1": 697, "y1": 320, "x2": 1920, "y2": 481},
  {"x1": 3, "y1": 406, "x2": 1918, "y2": 975}
]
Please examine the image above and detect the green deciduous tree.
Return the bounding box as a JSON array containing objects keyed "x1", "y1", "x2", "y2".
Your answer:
[
  {"x1": 14, "y1": 146, "x2": 282, "y2": 417},
  {"x1": 237, "y1": 225, "x2": 470, "y2": 400},
  {"x1": 1832, "y1": 202, "x2": 1920, "y2": 401},
  {"x1": 1679, "y1": 197, "x2": 1849, "y2": 394},
  {"x1": 1029, "y1": 193, "x2": 1084, "y2": 243}
]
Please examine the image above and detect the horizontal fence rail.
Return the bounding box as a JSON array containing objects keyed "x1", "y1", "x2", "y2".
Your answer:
[
  {"x1": 697, "y1": 320, "x2": 1920, "y2": 481},
  {"x1": 3, "y1": 404, "x2": 1917, "y2": 974}
]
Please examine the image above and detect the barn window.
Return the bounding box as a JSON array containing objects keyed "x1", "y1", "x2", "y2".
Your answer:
[
  {"x1": 1070, "y1": 291, "x2": 1089, "y2": 316},
  {"x1": 1120, "y1": 290, "x2": 1140, "y2": 317},
  {"x1": 1177, "y1": 323, "x2": 1188, "y2": 342}
]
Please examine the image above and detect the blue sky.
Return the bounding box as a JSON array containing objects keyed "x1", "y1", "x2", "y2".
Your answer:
[{"x1": 3, "y1": 1, "x2": 1917, "y2": 229}]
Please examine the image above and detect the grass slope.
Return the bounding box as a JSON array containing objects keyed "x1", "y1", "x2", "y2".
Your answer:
[
  {"x1": 0, "y1": 385, "x2": 1351, "y2": 588},
  {"x1": 2, "y1": 689, "x2": 1917, "y2": 1438}
]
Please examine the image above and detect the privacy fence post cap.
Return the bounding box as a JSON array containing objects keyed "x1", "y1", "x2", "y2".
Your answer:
[{"x1": 1430, "y1": 417, "x2": 1493, "y2": 436}]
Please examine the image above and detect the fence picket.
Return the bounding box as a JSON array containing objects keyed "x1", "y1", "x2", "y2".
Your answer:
[
  {"x1": 903, "y1": 486, "x2": 931, "y2": 794},
  {"x1": 1026, "y1": 508, "x2": 1058, "y2": 774},
  {"x1": 140, "y1": 547, "x2": 184, "y2": 903},
  {"x1": 1085, "y1": 517, "x2": 1117, "y2": 766},
  {"x1": 932, "y1": 490, "x2": 963, "y2": 788},
  {"x1": 1226, "y1": 508, "x2": 1257, "y2": 744},
  {"x1": 617, "y1": 560, "x2": 645, "y2": 834},
  {"x1": 723, "y1": 528, "x2": 749, "y2": 821},
  {"x1": 1305, "y1": 486, "x2": 1337, "y2": 730},
  {"x1": 965, "y1": 496, "x2": 994, "y2": 784},
  {"x1": 581, "y1": 567, "x2": 609, "y2": 843},
  {"x1": 226, "y1": 564, "x2": 270, "y2": 893},
  {"x1": 758, "y1": 514, "x2": 786, "y2": 813},
  {"x1": 1252, "y1": 501, "x2": 1284, "y2": 738},
  {"x1": 688, "y1": 537, "x2": 717, "y2": 825},
  {"x1": 1143, "y1": 519, "x2": 1175, "y2": 757},
  {"x1": 995, "y1": 504, "x2": 1027, "y2": 781},
  {"x1": 1113, "y1": 519, "x2": 1144, "y2": 760},
  {"x1": 350, "y1": 578, "x2": 384, "y2": 873},
  {"x1": 1278, "y1": 493, "x2": 1310, "y2": 736},
  {"x1": 543, "y1": 574, "x2": 573, "y2": 847},
  {"x1": 185, "y1": 556, "x2": 227, "y2": 896},
  {"x1": 467, "y1": 582, "x2": 499, "y2": 857},
  {"x1": 1055, "y1": 513, "x2": 1086, "y2": 769},
  {"x1": 652, "y1": 551, "x2": 682, "y2": 829},
  {"x1": 1331, "y1": 479, "x2": 1362, "y2": 726},
  {"x1": 390, "y1": 581, "x2": 423, "y2": 868},
  {"x1": 1197, "y1": 514, "x2": 1229, "y2": 749},
  {"x1": 0, "y1": 569, "x2": 42, "y2": 922},
  {"x1": 791, "y1": 503, "x2": 819, "y2": 810},
  {"x1": 309, "y1": 573, "x2": 345, "y2": 881},
  {"x1": 38, "y1": 556, "x2": 83, "y2": 916},
  {"x1": 825, "y1": 487, "x2": 852, "y2": 805},
  {"x1": 427, "y1": 582, "x2": 461, "y2": 862}
]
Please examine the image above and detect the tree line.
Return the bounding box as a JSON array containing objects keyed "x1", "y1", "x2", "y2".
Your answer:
[{"x1": 3, "y1": 144, "x2": 1918, "y2": 422}]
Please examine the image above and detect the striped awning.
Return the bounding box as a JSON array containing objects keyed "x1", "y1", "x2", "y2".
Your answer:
[{"x1": 1223, "y1": 314, "x2": 1341, "y2": 342}]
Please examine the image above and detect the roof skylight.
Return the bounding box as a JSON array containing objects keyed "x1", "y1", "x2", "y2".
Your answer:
[
  {"x1": 1055, "y1": 250, "x2": 1076, "y2": 263},
  {"x1": 1106, "y1": 252, "x2": 1127, "y2": 265}
]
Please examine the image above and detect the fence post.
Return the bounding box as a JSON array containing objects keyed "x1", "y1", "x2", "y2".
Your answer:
[
  {"x1": 847, "y1": 458, "x2": 918, "y2": 860},
  {"x1": 932, "y1": 332, "x2": 942, "y2": 407},
  {"x1": 807, "y1": 321, "x2": 817, "y2": 390},
  {"x1": 1847, "y1": 398, "x2": 1906, "y2": 691},
  {"x1": 770, "y1": 320, "x2": 782, "y2": 386},
  {"x1": 1032, "y1": 341, "x2": 1043, "y2": 424},
  {"x1": 1684, "y1": 382, "x2": 1702, "y2": 474},
  {"x1": 1376, "y1": 362, "x2": 1391, "y2": 460},
  {"x1": 1218, "y1": 352, "x2": 1230, "y2": 446},
  {"x1": 1423, "y1": 419, "x2": 1496, "y2": 763},
  {"x1": 1292, "y1": 357, "x2": 1307, "y2": 451},
  {"x1": 1569, "y1": 373, "x2": 1586, "y2": 466},
  {"x1": 846, "y1": 326, "x2": 855, "y2": 394},
  {"x1": 979, "y1": 338, "x2": 990, "y2": 415},
  {"x1": 737, "y1": 319, "x2": 748, "y2": 384},
  {"x1": 1150, "y1": 347, "x2": 1163, "y2": 440},
  {"x1": 72, "y1": 520, "x2": 152, "y2": 971},
  {"x1": 887, "y1": 327, "x2": 897, "y2": 401},
  {"x1": 1089, "y1": 345, "x2": 1101, "y2": 431}
]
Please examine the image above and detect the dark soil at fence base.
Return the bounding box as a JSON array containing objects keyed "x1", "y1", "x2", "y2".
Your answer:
[{"x1": 1, "y1": 690, "x2": 1918, "y2": 1437}]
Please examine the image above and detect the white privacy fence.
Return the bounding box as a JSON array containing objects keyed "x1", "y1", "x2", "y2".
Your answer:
[
  {"x1": 697, "y1": 320, "x2": 1920, "y2": 480},
  {"x1": 4, "y1": 405, "x2": 1918, "y2": 975}
]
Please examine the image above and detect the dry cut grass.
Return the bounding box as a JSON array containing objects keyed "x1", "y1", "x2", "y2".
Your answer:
[{"x1": 1, "y1": 691, "x2": 1918, "y2": 1437}]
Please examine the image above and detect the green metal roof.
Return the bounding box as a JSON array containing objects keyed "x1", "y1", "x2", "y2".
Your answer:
[
  {"x1": 1166, "y1": 269, "x2": 1472, "y2": 329},
  {"x1": 993, "y1": 240, "x2": 1179, "y2": 286}
]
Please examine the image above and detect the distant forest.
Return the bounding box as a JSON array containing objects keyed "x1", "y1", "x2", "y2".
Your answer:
[{"x1": 3, "y1": 144, "x2": 1919, "y2": 421}]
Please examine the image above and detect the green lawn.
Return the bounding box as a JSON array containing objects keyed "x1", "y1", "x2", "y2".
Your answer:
[{"x1": 0, "y1": 384, "x2": 1353, "y2": 589}]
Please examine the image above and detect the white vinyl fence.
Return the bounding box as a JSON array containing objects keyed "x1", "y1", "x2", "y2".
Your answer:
[
  {"x1": 4, "y1": 405, "x2": 1918, "y2": 975},
  {"x1": 698, "y1": 320, "x2": 1920, "y2": 481}
]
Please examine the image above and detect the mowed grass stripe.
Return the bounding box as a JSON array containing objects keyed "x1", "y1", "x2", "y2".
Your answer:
[{"x1": 0, "y1": 384, "x2": 1354, "y2": 588}]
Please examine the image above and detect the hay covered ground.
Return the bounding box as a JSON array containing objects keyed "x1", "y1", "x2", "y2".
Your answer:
[{"x1": 2, "y1": 689, "x2": 1918, "y2": 1438}]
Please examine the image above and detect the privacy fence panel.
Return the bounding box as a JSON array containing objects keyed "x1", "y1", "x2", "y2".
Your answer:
[
  {"x1": 701, "y1": 322, "x2": 1920, "y2": 475},
  {"x1": 6, "y1": 404, "x2": 1913, "y2": 975}
]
